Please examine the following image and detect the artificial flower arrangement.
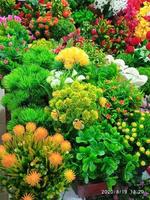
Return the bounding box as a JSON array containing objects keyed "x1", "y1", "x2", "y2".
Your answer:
[
  {"x1": 0, "y1": 15, "x2": 29, "y2": 84},
  {"x1": 0, "y1": 122, "x2": 75, "y2": 200}
]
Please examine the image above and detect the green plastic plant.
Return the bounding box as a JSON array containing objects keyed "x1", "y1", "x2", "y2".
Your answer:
[
  {"x1": 76, "y1": 121, "x2": 139, "y2": 189},
  {"x1": 22, "y1": 46, "x2": 56, "y2": 70},
  {"x1": 0, "y1": 0, "x2": 15, "y2": 15},
  {"x1": 72, "y1": 9, "x2": 96, "y2": 27},
  {"x1": 51, "y1": 19, "x2": 75, "y2": 41}
]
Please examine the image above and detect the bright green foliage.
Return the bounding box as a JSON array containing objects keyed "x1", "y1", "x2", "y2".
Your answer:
[
  {"x1": 2, "y1": 65, "x2": 50, "y2": 110},
  {"x1": 7, "y1": 108, "x2": 51, "y2": 131},
  {"x1": 22, "y1": 46, "x2": 56, "y2": 70},
  {"x1": 68, "y1": 0, "x2": 94, "y2": 10},
  {"x1": 76, "y1": 121, "x2": 139, "y2": 189},
  {"x1": 72, "y1": 9, "x2": 96, "y2": 26},
  {"x1": 51, "y1": 19, "x2": 75, "y2": 41},
  {"x1": 138, "y1": 67, "x2": 150, "y2": 95},
  {"x1": 30, "y1": 38, "x2": 58, "y2": 50}
]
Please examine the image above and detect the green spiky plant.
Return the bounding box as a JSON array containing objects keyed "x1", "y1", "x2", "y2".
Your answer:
[{"x1": 2, "y1": 64, "x2": 52, "y2": 130}]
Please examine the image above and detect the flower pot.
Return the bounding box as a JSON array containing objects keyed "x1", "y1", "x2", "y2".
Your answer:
[{"x1": 73, "y1": 182, "x2": 107, "y2": 198}]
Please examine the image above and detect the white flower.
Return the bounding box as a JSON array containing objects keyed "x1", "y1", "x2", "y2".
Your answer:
[
  {"x1": 72, "y1": 69, "x2": 78, "y2": 77},
  {"x1": 55, "y1": 71, "x2": 63, "y2": 78},
  {"x1": 77, "y1": 75, "x2": 86, "y2": 82},
  {"x1": 46, "y1": 76, "x2": 53, "y2": 84},
  {"x1": 65, "y1": 77, "x2": 74, "y2": 84},
  {"x1": 105, "y1": 55, "x2": 115, "y2": 63},
  {"x1": 50, "y1": 79, "x2": 60, "y2": 88},
  {"x1": 114, "y1": 59, "x2": 128, "y2": 70}
]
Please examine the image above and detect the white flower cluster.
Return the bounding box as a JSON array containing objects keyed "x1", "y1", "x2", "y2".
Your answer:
[
  {"x1": 106, "y1": 55, "x2": 148, "y2": 87},
  {"x1": 94, "y1": 0, "x2": 128, "y2": 15},
  {"x1": 46, "y1": 70, "x2": 86, "y2": 89}
]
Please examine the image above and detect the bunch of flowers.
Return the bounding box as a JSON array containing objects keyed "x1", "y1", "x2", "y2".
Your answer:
[
  {"x1": 88, "y1": 16, "x2": 130, "y2": 55},
  {"x1": 48, "y1": 81, "x2": 102, "y2": 131},
  {"x1": 54, "y1": 29, "x2": 85, "y2": 54},
  {"x1": 0, "y1": 15, "x2": 29, "y2": 84},
  {"x1": 135, "y1": 1, "x2": 150, "y2": 40},
  {"x1": 116, "y1": 110, "x2": 150, "y2": 168},
  {"x1": 29, "y1": 13, "x2": 59, "y2": 39},
  {"x1": 94, "y1": 0, "x2": 127, "y2": 17},
  {"x1": 0, "y1": 122, "x2": 75, "y2": 199},
  {"x1": 55, "y1": 47, "x2": 90, "y2": 69}
]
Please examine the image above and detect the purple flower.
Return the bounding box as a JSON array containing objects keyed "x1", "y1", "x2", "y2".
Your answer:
[{"x1": 143, "y1": 192, "x2": 149, "y2": 197}]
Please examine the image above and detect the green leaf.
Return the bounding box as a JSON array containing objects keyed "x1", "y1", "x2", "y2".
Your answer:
[{"x1": 106, "y1": 177, "x2": 117, "y2": 190}]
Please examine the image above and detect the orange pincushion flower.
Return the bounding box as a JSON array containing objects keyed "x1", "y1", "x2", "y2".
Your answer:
[
  {"x1": 61, "y1": 141, "x2": 71, "y2": 152},
  {"x1": 26, "y1": 122, "x2": 37, "y2": 132},
  {"x1": 0, "y1": 145, "x2": 6, "y2": 157},
  {"x1": 1, "y1": 133, "x2": 12, "y2": 143},
  {"x1": 53, "y1": 133, "x2": 64, "y2": 144},
  {"x1": 49, "y1": 152, "x2": 63, "y2": 167},
  {"x1": 1, "y1": 154, "x2": 17, "y2": 168},
  {"x1": 13, "y1": 125, "x2": 25, "y2": 136},
  {"x1": 34, "y1": 127, "x2": 48, "y2": 141},
  {"x1": 25, "y1": 171, "x2": 41, "y2": 186},
  {"x1": 21, "y1": 193, "x2": 34, "y2": 200},
  {"x1": 64, "y1": 169, "x2": 76, "y2": 182}
]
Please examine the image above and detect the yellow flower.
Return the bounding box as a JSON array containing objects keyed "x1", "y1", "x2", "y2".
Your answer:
[
  {"x1": 55, "y1": 47, "x2": 89, "y2": 69},
  {"x1": 1, "y1": 133, "x2": 12, "y2": 143},
  {"x1": 25, "y1": 171, "x2": 41, "y2": 187},
  {"x1": 99, "y1": 97, "x2": 107, "y2": 107},
  {"x1": 64, "y1": 169, "x2": 76, "y2": 182},
  {"x1": 125, "y1": 135, "x2": 130, "y2": 140},
  {"x1": 34, "y1": 127, "x2": 48, "y2": 141},
  {"x1": 131, "y1": 122, "x2": 137, "y2": 127},
  {"x1": 139, "y1": 147, "x2": 145, "y2": 153},
  {"x1": 136, "y1": 152, "x2": 140, "y2": 157},
  {"x1": 145, "y1": 150, "x2": 150, "y2": 156},
  {"x1": 122, "y1": 122, "x2": 127, "y2": 128},
  {"x1": 136, "y1": 142, "x2": 141, "y2": 147},
  {"x1": 26, "y1": 122, "x2": 37, "y2": 132},
  {"x1": 132, "y1": 133, "x2": 137, "y2": 138},
  {"x1": 13, "y1": 125, "x2": 25, "y2": 136},
  {"x1": 1, "y1": 154, "x2": 17, "y2": 168},
  {"x1": 146, "y1": 139, "x2": 150, "y2": 144},
  {"x1": 141, "y1": 161, "x2": 146, "y2": 166},
  {"x1": 132, "y1": 128, "x2": 136, "y2": 132},
  {"x1": 139, "y1": 124, "x2": 144, "y2": 129},
  {"x1": 61, "y1": 141, "x2": 71, "y2": 152},
  {"x1": 49, "y1": 152, "x2": 63, "y2": 167},
  {"x1": 21, "y1": 193, "x2": 34, "y2": 200},
  {"x1": 73, "y1": 119, "x2": 84, "y2": 130},
  {"x1": 130, "y1": 137, "x2": 135, "y2": 142},
  {"x1": 51, "y1": 110, "x2": 59, "y2": 121}
]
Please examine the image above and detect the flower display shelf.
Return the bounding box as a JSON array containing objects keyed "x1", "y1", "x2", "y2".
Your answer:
[{"x1": 73, "y1": 182, "x2": 107, "y2": 198}]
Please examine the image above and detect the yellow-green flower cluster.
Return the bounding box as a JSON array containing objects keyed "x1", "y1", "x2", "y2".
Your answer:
[
  {"x1": 117, "y1": 110, "x2": 150, "y2": 167},
  {"x1": 135, "y1": 2, "x2": 150, "y2": 40},
  {"x1": 49, "y1": 81, "x2": 102, "y2": 128},
  {"x1": 55, "y1": 47, "x2": 90, "y2": 69}
]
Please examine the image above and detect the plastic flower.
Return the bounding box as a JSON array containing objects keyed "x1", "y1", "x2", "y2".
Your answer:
[
  {"x1": 99, "y1": 97, "x2": 107, "y2": 107},
  {"x1": 13, "y1": 125, "x2": 25, "y2": 136},
  {"x1": 1, "y1": 154, "x2": 17, "y2": 168},
  {"x1": 1, "y1": 133, "x2": 12, "y2": 143},
  {"x1": 73, "y1": 119, "x2": 84, "y2": 130},
  {"x1": 61, "y1": 141, "x2": 71, "y2": 152},
  {"x1": 64, "y1": 169, "x2": 76, "y2": 182},
  {"x1": 49, "y1": 152, "x2": 63, "y2": 167},
  {"x1": 26, "y1": 122, "x2": 37, "y2": 132},
  {"x1": 25, "y1": 171, "x2": 41, "y2": 186},
  {"x1": 21, "y1": 193, "x2": 34, "y2": 200},
  {"x1": 55, "y1": 47, "x2": 89, "y2": 69},
  {"x1": 53, "y1": 133, "x2": 64, "y2": 144},
  {"x1": 34, "y1": 127, "x2": 48, "y2": 141},
  {"x1": 51, "y1": 110, "x2": 59, "y2": 121},
  {"x1": 0, "y1": 145, "x2": 6, "y2": 157}
]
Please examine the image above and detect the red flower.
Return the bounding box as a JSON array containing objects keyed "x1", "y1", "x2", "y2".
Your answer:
[
  {"x1": 106, "y1": 114, "x2": 111, "y2": 119},
  {"x1": 126, "y1": 45, "x2": 135, "y2": 53},
  {"x1": 146, "y1": 42, "x2": 150, "y2": 50},
  {"x1": 91, "y1": 29, "x2": 97, "y2": 35},
  {"x1": 46, "y1": 2, "x2": 52, "y2": 9},
  {"x1": 119, "y1": 100, "x2": 125, "y2": 105},
  {"x1": 146, "y1": 31, "x2": 150, "y2": 40},
  {"x1": 61, "y1": 0, "x2": 69, "y2": 7},
  {"x1": 106, "y1": 103, "x2": 111, "y2": 108},
  {"x1": 39, "y1": 0, "x2": 45, "y2": 3},
  {"x1": 63, "y1": 10, "x2": 71, "y2": 18},
  {"x1": 111, "y1": 97, "x2": 116, "y2": 101},
  {"x1": 129, "y1": 37, "x2": 141, "y2": 46}
]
